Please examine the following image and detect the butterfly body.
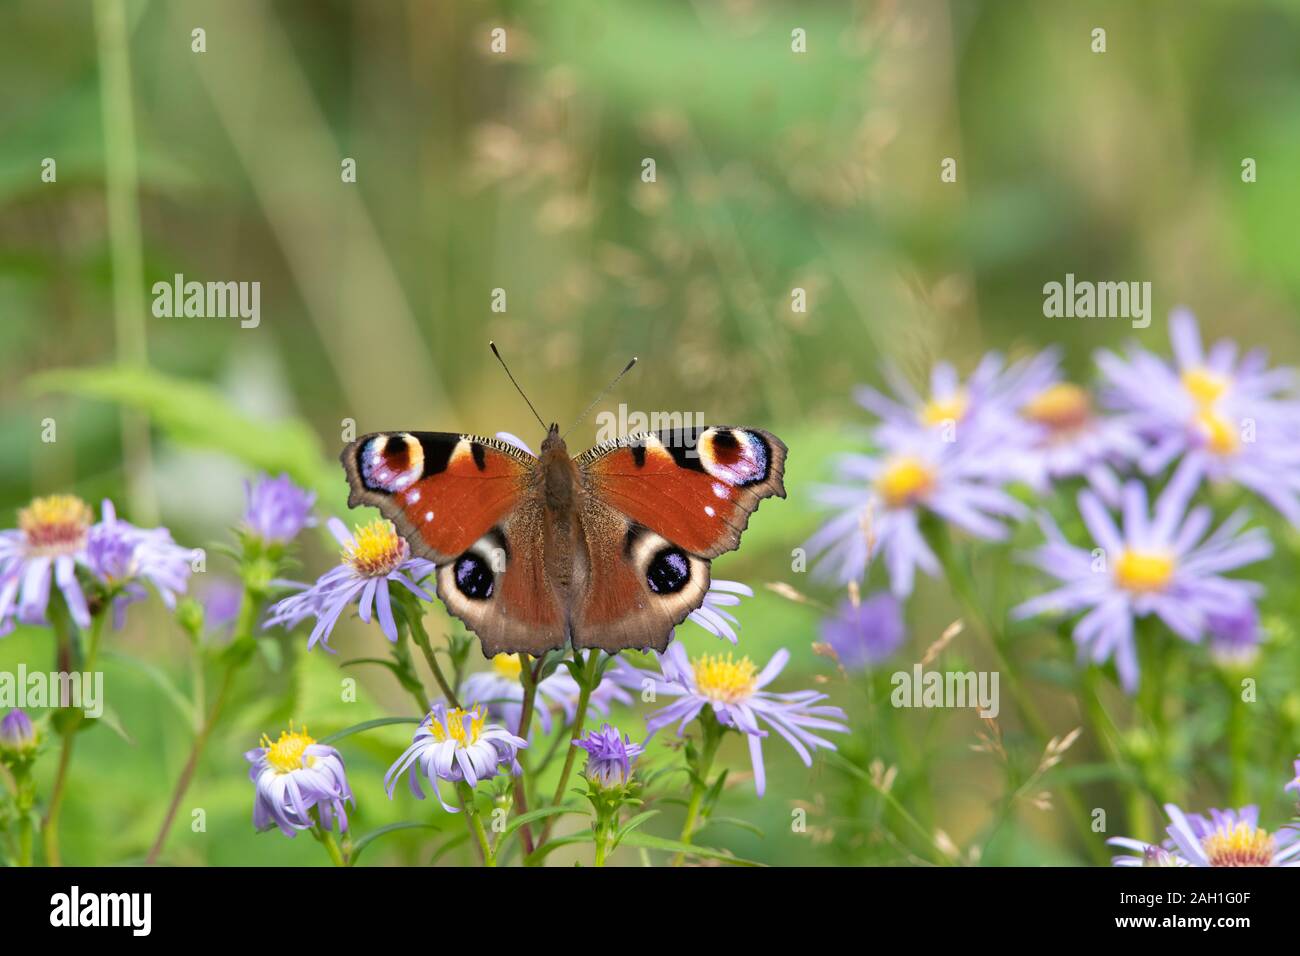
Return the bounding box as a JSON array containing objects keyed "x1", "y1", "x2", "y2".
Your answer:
[{"x1": 341, "y1": 423, "x2": 786, "y2": 657}]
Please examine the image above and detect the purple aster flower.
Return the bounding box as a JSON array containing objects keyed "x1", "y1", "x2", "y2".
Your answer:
[
  {"x1": 200, "y1": 578, "x2": 244, "y2": 636},
  {"x1": 1097, "y1": 309, "x2": 1300, "y2": 525},
  {"x1": 0, "y1": 709, "x2": 37, "y2": 752},
  {"x1": 1013, "y1": 459, "x2": 1271, "y2": 692},
  {"x1": 820, "y1": 591, "x2": 905, "y2": 670},
  {"x1": 460, "y1": 652, "x2": 636, "y2": 738},
  {"x1": 84, "y1": 500, "x2": 195, "y2": 628},
  {"x1": 640, "y1": 643, "x2": 848, "y2": 796},
  {"x1": 1207, "y1": 600, "x2": 1261, "y2": 667},
  {"x1": 684, "y1": 579, "x2": 752, "y2": 644},
  {"x1": 245, "y1": 724, "x2": 353, "y2": 836},
  {"x1": 574, "y1": 723, "x2": 644, "y2": 789},
  {"x1": 1109, "y1": 804, "x2": 1300, "y2": 867},
  {"x1": 857, "y1": 350, "x2": 1047, "y2": 451},
  {"x1": 1286, "y1": 759, "x2": 1299, "y2": 797},
  {"x1": 0, "y1": 495, "x2": 96, "y2": 629},
  {"x1": 993, "y1": 351, "x2": 1145, "y2": 506},
  {"x1": 383, "y1": 702, "x2": 528, "y2": 812},
  {"x1": 266, "y1": 517, "x2": 434, "y2": 650},
  {"x1": 806, "y1": 431, "x2": 1025, "y2": 596},
  {"x1": 243, "y1": 474, "x2": 316, "y2": 544}
]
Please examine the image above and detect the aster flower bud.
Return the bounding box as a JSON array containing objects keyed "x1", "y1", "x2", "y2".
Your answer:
[
  {"x1": 0, "y1": 709, "x2": 38, "y2": 754},
  {"x1": 575, "y1": 724, "x2": 644, "y2": 791}
]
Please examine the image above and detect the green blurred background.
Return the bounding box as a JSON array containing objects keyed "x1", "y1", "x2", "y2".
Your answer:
[{"x1": 2, "y1": 0, "x2": 1300, "y2": 865}]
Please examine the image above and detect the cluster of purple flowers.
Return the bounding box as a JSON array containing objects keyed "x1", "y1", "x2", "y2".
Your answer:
[
  {"x1": 807, "y1": 311, "x2": 1294, "y2": 691},
  {"x1": 0, "y1": 495, "x2": 195, "y2": 634}
]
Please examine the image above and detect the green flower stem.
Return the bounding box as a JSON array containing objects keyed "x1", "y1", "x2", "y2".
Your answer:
[
  {"x1": 42, "y1": 609, "x2": 107, "y2": 866},
  {"x1": 535, "y1": 650, "x2": 602, "y2": 850},
  {"x1": 1226, "y1": 672, "x2": 1249, "y2": 808},
  {"x1": 408, "y1": 614, "x2": 463, "y2": 710},
  {"x1": 932, "y1": 524, "x2": 1108, "y2": 865},
  {"x1": 93, "y1": 0, "x2": 158, "y2": 524},
  {"x1": 456, "y1": 780, "x2": 495, "y2": 866},
  {"x1": 1081, "y1": 666, "x2": 1151, "y2": 841},
  {"x1": 673, "y1": 716, "x2": 724, "y2": 867},
  {"x1": 312, "y1": 826, "x2": 348, "y2": 867},
  {"x1": 511, "y1": 653, "x2": 539, "y2": 856},
  {"x1": 146, "y1": 587, "x2": 259, "y2": 865}
]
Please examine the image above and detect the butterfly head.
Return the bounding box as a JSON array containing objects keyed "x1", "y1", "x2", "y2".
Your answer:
[{"x1": 540, "y1": 422, "x2": 564, "y2": 453}]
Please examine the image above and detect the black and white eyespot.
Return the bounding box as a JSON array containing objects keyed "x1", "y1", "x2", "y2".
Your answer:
[
  {"x1": 625, "y1": 525, "x2": 700, "y2": 597},
  {"x1": 646, "y1": 547, "x2": 691, "y2": 594},
  {"x1": 453, "y1": 553, "x2": 494, "y2": 600},
  {"x1": 451, "y1": 529, "x2": 509, "y2": 600}
]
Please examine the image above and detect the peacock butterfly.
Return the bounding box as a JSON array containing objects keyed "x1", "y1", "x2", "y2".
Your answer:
[{"x1": 339, "y1": 350, "x2": 786, "y2": 658}]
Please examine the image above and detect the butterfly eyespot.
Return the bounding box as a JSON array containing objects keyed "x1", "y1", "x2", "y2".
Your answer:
[
  {"x1": 646, "y1": 547, "x2": 691, "y2": 595},
  {"x1": 453, "y1": 553, "x2": 495, "y2": 600},
  {"x1": 359, "y1": 434, "x2": 424, "y2": 492},
  {"x1": 699, "y1": 427, "x2": 769, "y2": 487}
]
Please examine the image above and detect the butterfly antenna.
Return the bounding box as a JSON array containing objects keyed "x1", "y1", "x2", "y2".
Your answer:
[
  {"x1": 563, "y1": 356, "x2": 638, "y2": 439},
  {"x1": 489, "y1": 341, "x2": 547, "y2": 431}
]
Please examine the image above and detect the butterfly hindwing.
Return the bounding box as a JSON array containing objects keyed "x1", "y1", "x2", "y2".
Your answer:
[
  {"x1": 576, "y1": 425, "x2": 787, "y2": 559},
  {"x1": 569, "y1": 497, "x2": 711, "y2": 653},
  {"x1": 340, "y1": 431, "x2": 534, "y2": 563},
  {"x1": 433, "y1": 503, "x2": 569, "y2": 657}
]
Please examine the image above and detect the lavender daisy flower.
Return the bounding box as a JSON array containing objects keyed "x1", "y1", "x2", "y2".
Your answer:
[
  {"x1": 1097, "y1": 309, "x2": 1300, "y2": 524},
  {"x1": 857, "y1": 351, "x2": 1046, "y2": 448},
  {"x1": 266, "y1": 517, "x2": 434, "y2": 650},
  {"x1": 642, "y1": 644, "x2": 848, "y2": 796},
  {"x1": 1109, "y1": 804, "x2": 1300, "y2": 867},
  {"x1": 383, "y1": 703, "x2": 528, "y2": 812},
  {"x1": 243, "y1": 474, "x2": 316, "y2": 545},
  {"x1": 460, "y1": 654, "x2": 636, "y2": 737},
  {"x1": 1207, "y1": 601, "x2": 1261, "y2": 667},
  {"x1": 1012, "y1": 459, "x2": 1271, "y2": 692},
  {"x1": 575, "y1": 724, "x2": 644, "y2": 790},
  {"x1": 806, "y1": 433, "x2": 1025, "y2": 596},
  {"x1": 0, "y1": 495, "x2": 95, "y2": 628},
  {"x1": 685, "y1": 579, "x2": 752, "y2": 644},
  {"x1": 995, "y1": 352, "x2": 1146, "y2": 505},
  {"x1": 0, "y1": 709, "x2": 37, "y2": 753},
  {"x1": 245, "y1": 724, "x2": 353, "y2": 836},
  {"x1": 462, "y1": 654, "x2": 583, "y2": 736},
  {"x1": 820, "y1": 591, "x2": 905, "y2": 670},
  {"x1": 1286, "y1": 759, "x2": 1299, "y2": 797},
  {"x1": 84, "y1": 501, "x2": 195, "y2": 627}
]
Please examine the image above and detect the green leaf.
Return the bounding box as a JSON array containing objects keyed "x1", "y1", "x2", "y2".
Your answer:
[
  {"x1": 502, "y1": 805, "x2": 589, "y2": 841},
  {"x1": 697, "y1": 816, "x2": 765, "y2": 838},
  {"x1": 318, "y1": 716, "x2": 422, "y2": 745},
  {"x1": 28, "y1": 364, "x2": 339, "y2": 506},
  {"x1": 428, "y1": 831, "x2": 471, "y2": 865},
  {"x1": 616, "y1": 831, "x2": 762, "y2": 866},
  {"x1": 524, "y1": 831, "x2": 596, "y2": 865},
  {"x1": 348, "y1": 822, "x2": 442, "y2": 866},
  {"x1": 612, "y1": 809, "x2": 660, "y2": 847}
]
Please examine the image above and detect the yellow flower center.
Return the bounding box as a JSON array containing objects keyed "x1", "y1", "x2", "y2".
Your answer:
[
  {"x1": 343, "y1": 519, "x2": 408, "y2": 577},
  {"x1": 1181, "y1": 366, "x2": 1230, "y2": 406},
  {"x1": 1202, "y1": 822, "x2": 1276, "y2": 867},
  {"x1": 876, "y1": 456, "x2": 936, "y2": 509},
  {"x1": 1195, "y1": 409, "x2": 1240, "y2": 456},
  {"x1": 261, "y1": 726, "x2": 316, "y2": 774},
  {"x1": 429, "y1": 706, "x2": 487, "y2": 747},
  {"x1": 1022, "y1": 383, "x2": 1092, "y2": 433},
  {"x1": 18, "y1": 495, "x2": 93, "y2": 557},
  {"x1": 491, "y1": 654, "x2": 522, "y2": 680},
  {"x1": 1114, "y1": 550, "x2": 1175, "y2": 593},
  {"x1": 692, "y1": 653, "x2": 758, "y2": 704},
  {"x1": 920, "y1": 391, "x2": 968, "y2": 427}
]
